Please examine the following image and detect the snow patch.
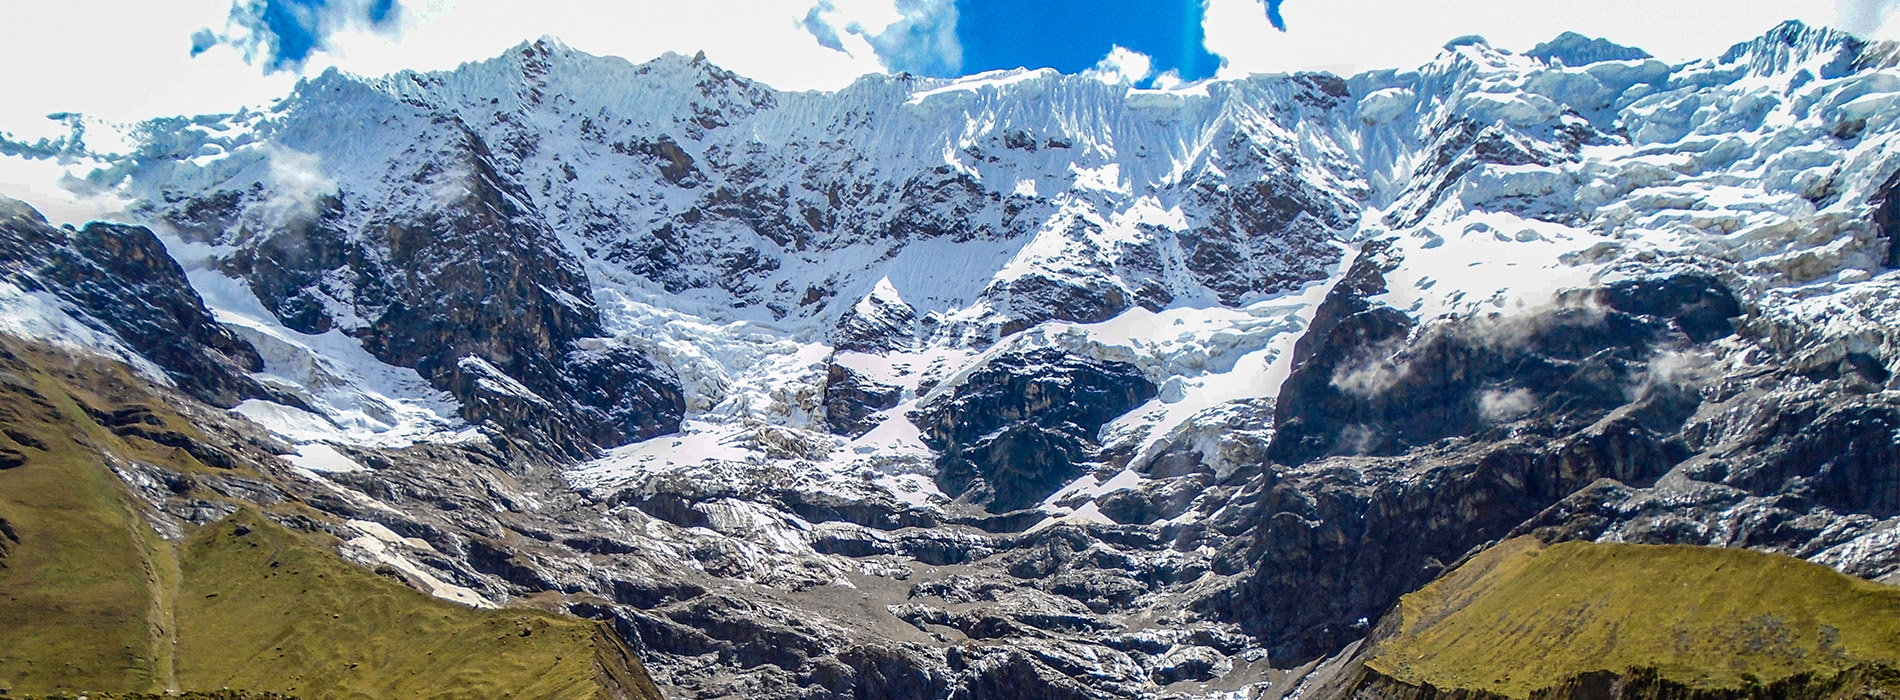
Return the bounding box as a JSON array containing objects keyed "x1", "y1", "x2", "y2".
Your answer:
[{"x1": 286, "y1": 443, "x2": 365, "y2": 473}]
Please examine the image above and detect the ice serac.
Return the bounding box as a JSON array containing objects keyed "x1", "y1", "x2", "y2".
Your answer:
[
  {"x1": 1526, "y1": 32, "x2": 1652, "y2": 66},
  {"x1": 1718, "y1": 20, "x2": 1898, "y2": 79}
]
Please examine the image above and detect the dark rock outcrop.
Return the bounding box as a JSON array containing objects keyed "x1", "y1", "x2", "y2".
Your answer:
[
  {"x1": 1206, "y1": 244, "x2": 1748, "y2": 664},
  {"x1": 1268, "y1": 239, "x2": 1414, "y2": 466},
  {"x1": 159, "y1": 127, "x2": 684, "y2": 457},
  {"x1": 0, "y1": 197, "x2": 270, "y2": 407},
  {"x1": 1329, "y1": 665, "x2": 1900, "y2": 700},
  {"x1": 1526, "y1": 32, "x2": 1654, "y2": 66},
  {"x1": 0, "y1": 514, "x2": 16, "y2": 562},
  {"x1": 1179, "y1": 136, "x2": 1360, "y2": 306},
  {"x1": 823, "y1": 363, "x2": 903, "y2": 437},
  {"x1": 1875, "y1": 168, "x2": 1900, "y2": 268},
  {"x1": 1270, "y1": 240, "x2": 1735, "y2": 469},
  {"x1": 1213, "y1": 413, "x2": 1691, "y2": 662},
  {"x1": 834, "y1": 291, "x2": 921, "y2": 353},
  {"x1": 911, "y1": 349, "x2": 1156, "y2": 511}
]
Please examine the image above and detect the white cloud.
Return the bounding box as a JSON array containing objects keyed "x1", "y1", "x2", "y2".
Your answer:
[
  {"x1": 1838, "y1": 0, "x2": 1900, "y2": 38},
  {"x1": 801, "y1": 0, "x2": 960, "y2": 75},
  {"x1": 0, "y1": 156, "x2": 127, "y2": 226},
  {"x1": 1478, "y1": 388, "x2": 1537, "y2": 423},
  {"x1": 1084, "y1": 46, "x2": 1155, "y2": 85},
  {"x1": 1203, "y1": 0, "x2": 1845, "y2": 77},
  {"x1": 1, "y1": 0, "x2": 298, "y2": 135}
]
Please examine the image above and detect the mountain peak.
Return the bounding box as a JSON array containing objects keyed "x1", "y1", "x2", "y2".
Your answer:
[
  {"x1": 1526, "y1": 31, "x2": 1652, "y2": 66},
  {"x1": 1718, "y1": 19, "x2": 1869, "y2": 77},
  {"x1": 1443, "y1": 34, "x2": 1492, "y2": 51}
]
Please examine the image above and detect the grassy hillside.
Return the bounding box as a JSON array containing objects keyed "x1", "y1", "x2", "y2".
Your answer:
[
  {"x1": 0, "y1": 341, "x2": 187, "y2": 695},
  {"x1": 0, "y1": 338, "x2": 660, "y2": 700},
  {"x1": 1369, "y1": 537, "x2": 1900, "y2": 698},
  {"x1": 177, "y1": 512, "x2": 661, "y2": 700}
]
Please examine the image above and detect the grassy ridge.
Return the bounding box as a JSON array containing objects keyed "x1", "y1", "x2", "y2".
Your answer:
[
  {"x1": 10, "y1": 693, "x2": 295, "y2": 700},
  {"x1": 0, "y1": 343, "x2": 183, "y2": 695},
  {"x1": 1369, "y1": 537, "x2": 1900, "y2": 698},
  {"x1": 0, "y1": 339, "x2": 660, "y2": 700},
  {"x1": 177, "y1": 513, "x2": 658, "y2": 700}
]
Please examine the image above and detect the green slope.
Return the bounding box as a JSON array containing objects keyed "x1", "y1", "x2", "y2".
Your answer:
[
  {"x1": 0, "y1": 338, "x2": 661, "y2": 700},
  {"x1": 0, "y1": 341, "x2": 184, "y2": 695},
  {"x1": 1369, "y1": 537, "x2": 1900, "y2": 698},
  {"x1": 177, "y1": 512, "x2": 661, "y2": 700}
]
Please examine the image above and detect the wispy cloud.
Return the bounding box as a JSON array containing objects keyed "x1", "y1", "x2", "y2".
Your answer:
[
  {"x1": 1837, "y1": 0, "x2": 1900, "y2": 37},
  {"x1": 800, "y1": 0, "x2": 961, "y2": 76},
  {"x1": 1083, "y1": 46, "x2": 1154, "y2": 85},
  {"x1": 205, "y1": 0, "x2": 406, "y2": 72}
]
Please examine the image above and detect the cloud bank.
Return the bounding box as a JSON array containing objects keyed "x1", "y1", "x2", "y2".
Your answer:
[
  {"x1": 1838, "y1": 0, "x2": 1900, "y2": 37},
  {"x1": 802, "y1": 0, "x2": 960, "y2": 76}
]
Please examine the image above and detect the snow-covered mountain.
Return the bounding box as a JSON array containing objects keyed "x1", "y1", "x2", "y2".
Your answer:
[{"x1": 5, "y1": 19, "x2": 1900, "y2": 700}]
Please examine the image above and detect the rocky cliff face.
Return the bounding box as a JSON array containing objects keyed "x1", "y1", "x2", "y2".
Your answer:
[
  {"x1": 0, "y1": 196, "x2": 272, "y2": 407},
  {"x1": 146, "y1": 103, "x2": 683, "y2": 459},
  {"x1": 3, "y1": 18, "x2": 1900, "y2": 700},
  {"x1": 913, "y1": 348, "x2": 1157, "y2": 511}
]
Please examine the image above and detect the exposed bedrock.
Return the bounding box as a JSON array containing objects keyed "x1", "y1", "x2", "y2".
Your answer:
[
  {"x1": 911, "y1": 348, "x2": 1158, "y2": 512},
  {"x1": 159, "y1": 128, "x2": 684, "y2": 457},
  {"x1": 1203, "y1": 239, "x2": 1754, "y2": 664},
  {"x1": 1271, "y1": 240, "x2": 1739, "y2": 468},
  {"x1": 1876, "y1": 167, "x2": 1900, "y2": 268},
  {"x1": 0, "y1": 197, "x2": 273, "y2": 407},
  {"x1": 822, "y1": 362, "x2": 903, "y2": 437}
]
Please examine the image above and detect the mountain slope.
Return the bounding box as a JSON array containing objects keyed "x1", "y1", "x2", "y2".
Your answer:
[
  {"x1": 1374, "y1": 538, "x2": 1900, "y2": 696},
  {"x1": 0, "y1": 338, "x2": 182, "y2": 694},
  {"x1": 0, "y1": 336, "x2": 661, "y2": 700},
  {"x1": 178, "y1": 512, "x2": 663, "y2": 700},
  {"x1": 1295, "y1": 537, "x2": 1900, "y2": 700}
]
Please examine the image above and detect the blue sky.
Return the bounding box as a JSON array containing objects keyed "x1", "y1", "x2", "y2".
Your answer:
[
  {"x1": 955, "y1": 0, "x2": 1224, "y2": 82},
  {"x1": 207, "y1": 0, "x2": 1241, "y2": 84}
]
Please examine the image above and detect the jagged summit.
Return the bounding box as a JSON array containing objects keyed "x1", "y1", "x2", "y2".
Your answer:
[
  {"x1": 1716, "y1": 18, "x2": 1898, "y2": 76},
  {"x1": 1526, "y1": 31, "x2": 1652, "y2": 65}
]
